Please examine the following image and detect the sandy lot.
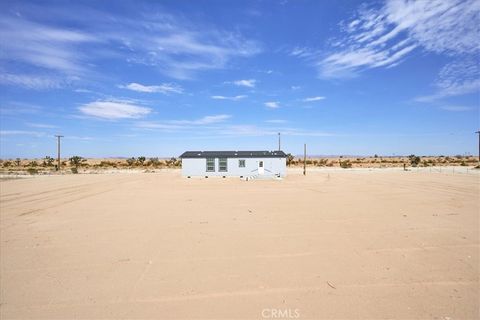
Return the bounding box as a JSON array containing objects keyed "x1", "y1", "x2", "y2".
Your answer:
[{"x1": 0, "y1": 169, "x2": 478, "y2": 319}]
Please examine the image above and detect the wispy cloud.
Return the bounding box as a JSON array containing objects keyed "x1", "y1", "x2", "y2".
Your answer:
[
  {"x1": 0, "y1": 5, "x2": 261, "y2": 86},
  {"x1": 0, "y1": 130, "x2": 46, "y2": 137},
  {"x1": 172, "y1": 114, "x2": 232, "y2": 125},
  {"x1": 290, "y1": 47, "x2": 317, "y2": 59},
  {"x1": 264, "y1": 101, "x2": 280, "y2": 109},
  {"x1": 415, "y1": 58, "x2": 480, "y2": 102},
  {"x1": 211, "y1": 95, "x2": 247, "y2": 101},
  {"x1": 64, "y1": 135, "x2": 95, "y2": 141},
  {"x1": 0, "y1": 73, "x2": 66, "y2": 90},
  {"x1": 120, "y1": 82, "x2": 183, "y2": 94},
  {"x1": 233, "y1": 79, "x2": 256, "y2": 88},
  {"x1": 0, "y1": 102, "x2": 42, "y2": 115},
  {"x1": 303, "y1": 96, "x2": 325, "y2": 102},
  {"x1": 218, "y1": 125, "x2": 334, "y2": 137},
  {"x1": 440, "y1": 105, "x2": 474, "y2": 112},
  {"x1": 138, "y1": 32, "x2": 261, "y2": 79},
  {"x1": 265, "y1": 119, "x2": 287, "y2": 124},
  {"x1": 135, "y1": 117, "x2": 334, "y2": 138},
  {"x1": 0, "y1": 16, "x2": 98, "y2": 76},
  {"x1": 26, "y1": 123, "x2": 58, "y2": 129},
  {"x1": 136, "y1": 114, "x2": 231, "y2": 131},
  {"x1": 78, "y1": 100, "x2": 152, "y2": 120},
  {"x1": 313, "y1": 0, "x2": 479, "y2": 78}
]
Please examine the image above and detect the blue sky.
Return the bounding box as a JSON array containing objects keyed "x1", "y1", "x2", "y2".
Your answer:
[{"x1": 0, "y1": 0, "x2": 479, "y2": 158}]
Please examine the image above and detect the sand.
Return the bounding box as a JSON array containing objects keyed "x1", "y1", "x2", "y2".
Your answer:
[{"x1": 0, "y1": 169, "x2": 478, "y2": 319}]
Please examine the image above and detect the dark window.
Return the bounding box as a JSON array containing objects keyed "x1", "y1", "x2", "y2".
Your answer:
[
  {"x1": 259, "y1": 161, "x2": 264, "y2": 167},
  {"x1": 206, "y1": 158, "x2": 215, "y2": 172},
  {"x1": 219, "y1": 158, "x2": 228, "y2": 172},
  {"x1": 239, "y1": 159, "x2": 245, "y2": 167}
]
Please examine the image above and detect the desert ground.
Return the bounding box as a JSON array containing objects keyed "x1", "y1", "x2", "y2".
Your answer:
[
  {"x1": 0, "y1": 169, "x2": 478, "y2": 319},
  {"x1": 1, "y1": 155, "x2": 479, "y2": 177}
]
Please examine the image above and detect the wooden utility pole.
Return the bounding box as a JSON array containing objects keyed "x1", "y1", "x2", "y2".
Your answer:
[
  {"x1": 278, "y1": 133, "x2": 281, "y2": 151},
  {"x1": 476, "y1": 131, "x2": 480, "y2": 163},
  {"x1": 303, "y1": 143, "x2": 306, "y2": 176},
  {"x1": 55, "y1": 135, "x2": 64, "y2": 171}
]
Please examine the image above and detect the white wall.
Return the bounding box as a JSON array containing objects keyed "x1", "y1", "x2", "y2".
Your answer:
[{"x1": 181, "y1": 157, "x2": 286, "y2": 177}]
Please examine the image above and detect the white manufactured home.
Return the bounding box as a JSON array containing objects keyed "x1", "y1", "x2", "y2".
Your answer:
[{"x1": 179, "y1": 151, "x2": 287, "y2": 178}]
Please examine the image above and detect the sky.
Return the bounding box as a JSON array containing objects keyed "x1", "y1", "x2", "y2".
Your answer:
[{"x1": 0, "y1": 0, "x2": 479, "y2": 158}]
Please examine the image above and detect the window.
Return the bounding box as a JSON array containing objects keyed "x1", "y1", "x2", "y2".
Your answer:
[
  {"x1": 219, "y1": 158, "x2": 228, "y2": 172},
  {"x1": 259, "y1": 161, "x2": 264, "y2": 167},
  {"x1": 206, "y1": 158, "x2": 215, "y2": 172},
  {"x1": 238, "y1": 159, "x2": 245, "y2": 168}
]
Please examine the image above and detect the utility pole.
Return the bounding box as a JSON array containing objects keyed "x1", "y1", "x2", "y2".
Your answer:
[
  {"x1": 476, "y1": 131, "x2": 480, "y2": 163},
  {"x1": 55, "y1": 135, "x2": 64, "y2": 171},
  {"x1": 278, "y1": 132, "x2": 281, "y2": 151},
  {"x1": 303, "y1": 143, "x2": 306, "y2": 176}
]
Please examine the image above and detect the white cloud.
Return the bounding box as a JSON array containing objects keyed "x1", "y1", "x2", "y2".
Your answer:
[
  {"x1": 291, "y1": 86, "x2": 301, "y2": 90},
  {"x1": 265, "y1": 119, "x2": 287, "y2": 123},
  {"x1": 26, "y1": 123, "x2": 58, "y2": 129},
  {"x1": 120, "y1": 82, "x2": 183, "y2": 94},
  {"x1": 218, "y1": 125, "x2": 334, "y2": 137},
  {"x1": 136, "y1": 116, "x2": 335, "y2": 137},
  {"x1": 233, "y1": 79, "x2": 256, "y2": 88},
  {"x1": 0, "y1": 17, "x2": 97, "y2": 76},
  {"x1": 211, "y1": 95, "x2": 247, "y2": 101},
  {"x1": 415, "y1": 58, "x2": 480, "y2": 101},
  {"x1": 172, "y1": 114, "x2": 232, "y2": 125},
  {"x1": 314, "y1": 0, "x2": 479, "y2": 78},
  {"x1": 0, "y1": 130, "x2": 45, "y2": 137},
  {"x1": 64, "y1": 136, "x2": 94, "y2": 141},
  {"x1": 0, "y1": 7, "x2": 261, "y2": 85},
  {"x1": 303, "y1": 96, "x2": 326, "y2": 102},
  {"x1": 290, "y1": 47, "x2": 316, "y2": 59},
  {"x1": 133, "y1": 122, "x2": 185, "y2": 131},
  {"x1": 0, "y1": 102, "x2": 42, "y2": 115},
  {"x1": 196, "y1": 115, "x2": 231, "y2": 124},
  {"x1": 0, "y1": 73, "x2": 65, "y2": 90},
  {"x1": 142, "y1": 32, "x2": 261, "y2": 79},
  {"x1": 264, "y1": 101, "x2": 280, "y2": 109},
  {"x1": 135, "y1": 114, "x2": 231, "y2": 131},
  {"x1": 440, "y1": 106, "x2": 473, "y2": 112},
  {"x1": 78, "y1": 100, "x2": 151, "y2": 120}
]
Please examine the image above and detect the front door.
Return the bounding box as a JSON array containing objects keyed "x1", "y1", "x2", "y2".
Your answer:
[{"x1": 258, "y1": 160, "x2": 264, "y2": 175}]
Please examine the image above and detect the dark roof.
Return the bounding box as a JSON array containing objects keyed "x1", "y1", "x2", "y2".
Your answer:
[{"x1": 179, "y1": 150, "x2": 287, "y2": 158}]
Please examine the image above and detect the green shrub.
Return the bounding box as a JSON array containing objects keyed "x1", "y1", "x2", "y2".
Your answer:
[
  {"x1": 71, "y1": 167, "x2": 78, "y2": 174},
  {"x1": 27, "y1": 168, "x2": 38, "y2": 175},
  {"x1": 408, "y1": 154, "x2": 421, "y2": 167},
  {"x1": 137, "y1": 156, "x2": 146, "y2": 165},
  {"x1": 286, "y1": 154, "x2": 294, "y2": 166},
  {"x1": 340, "y1": 160, "x2": 352, "y2": 168},
  {"x1": 43, "y1": 156, "x2": 55, "y2": 167},
  {"x1": 126, "y1": 157, "x2": 136, "y2": 166},
  {"x1": 99, "y1": 161, "x2": 116, "y2": 167},
  {"x1": 69, "y1": 156, "x2": 86, "y2": 168},
  {"x1": 149, "y1": 157, "x2": 160, "y2": 166},
  {"x1": 28, "y1": 161, "x2": 38, "y2": 167}
]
